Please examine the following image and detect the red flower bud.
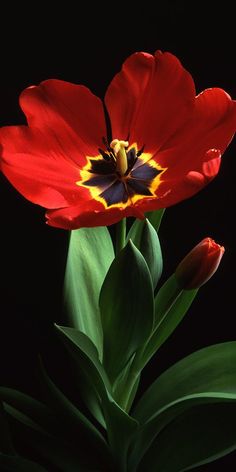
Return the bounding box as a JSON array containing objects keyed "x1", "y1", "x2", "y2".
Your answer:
[{"x1": 175, "y1": 238, "x2": 225, "y2": 289}]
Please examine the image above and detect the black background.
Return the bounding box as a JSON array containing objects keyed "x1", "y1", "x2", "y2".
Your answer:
[{"x1": 1, "y1": 1, "x2": 236, "y2": 470}]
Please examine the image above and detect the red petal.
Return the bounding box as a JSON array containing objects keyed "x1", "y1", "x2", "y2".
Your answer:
[
  {"x1": 138, "y1": 88, "x2": 236, "y2": 210},
  {"x1": 0, "y1": 126, "x2": 92, "y2": 208},
  {"x1": 129, "y1": 150, "x2": 222, "y2": 214},
  {"x1": 155, "y1": 88, "x2": 236, "y2": 171},
  {"x1": 0, "y1": 80, "x2": 107, "y2": 208},
  {"x1": 105, "y1": 51, "x2": 195, "y2": 153},
  {"x1": 20, "y1": 79, "x2": 106, "y2": 162},
  {"x1": 46, "y1": 200, "x2": 146, "y2": 229}
]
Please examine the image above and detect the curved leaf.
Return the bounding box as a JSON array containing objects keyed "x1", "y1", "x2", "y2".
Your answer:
[
  {"x1": 0, "y1": 453, "x2": 47, "y2": 472},
  {"x1": 139, "y1": 275, "x2": 197, "y2": 368},
  {"x1": 54, "y1": 325, "x2": 110, "y2": 426},
  {"x1": 55, "y1": 325, "x2": 138, "y2": 468},
  {"x1": 134, "y1": 341, "x2": 236, "y2": 422},
  {"x1": 127, "y1": 209, "x2": 165, "y2": 243},
  {"x1": 64, "y1": 227, "x2": 114, "y2": 359},
  {"x1": 103, "y1": 397, "x2": 138, "y2": 471},
  {"x1": 0, "y1": 388, "x2": 59, "y2": 438},
  {"x1": 138, "y1": 402, "x2": 236, "y2": 471},
  {"x1": 127, "y1": 219, "x2": 163, "y2": 288},
  {"x1": 100, "y1": 240, "x2": 154, "y2": 382},
  {"x1": 5, "y1": 404, "x2": 87, "y2": 472},
  {"x1": 38, "y1": 358, "x2": 109, "y2": 463},
  {"x1": 0, "y1": 401, "x2": 15, "y2": 455},
  {"x1": 112, "y1": 356, "x2": 141, "y2": 412},
  {"x1": 145, "y1": 208, "x2": 165, "y2": 231},
  {"x1": 129, "y1": 342, "x2": 236, "y2": 469},
  {"x1": 139, "y1": 220, "x2": 163, "y2": 288}
]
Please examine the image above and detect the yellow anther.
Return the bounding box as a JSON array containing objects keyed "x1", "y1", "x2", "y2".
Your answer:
[{"x1": 110, "y1": 139, "x2": 129, "y2": 176}]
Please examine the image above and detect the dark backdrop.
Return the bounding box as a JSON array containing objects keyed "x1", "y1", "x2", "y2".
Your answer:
[{"x1": 1, "y1": 1, "x2": 236, "y2": 470}]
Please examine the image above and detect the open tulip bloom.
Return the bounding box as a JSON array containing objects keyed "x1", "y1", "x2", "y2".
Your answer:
[{"x1": 0, "y1": 50, "x2": 236, "y2": 471}]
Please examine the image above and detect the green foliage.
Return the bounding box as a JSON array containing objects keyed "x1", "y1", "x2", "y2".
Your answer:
[
  {"x1": 0, "y1": 401, "x2": 15, "y2": 455},
  {"x1": 100, "y1": 241, "x2": 154, "y2": 383},
  {"x1": 127, "y1": 219, "x2": 163, "y2": 288},
  {"x1": 138, "y1": 275, "x2": 198, "y2": 368},
  {"x1": 1, "y1": 208, "x2": 233, "y2": 471},
  {"x1": 138, "y1": 402, "x2": 236, "y2": 471},
  {"x1": 64, "y1": 227, "x2": 114, "y2": 359},
  {"x1": 126, "y1": 209, "x2": 164, "y2": 289},
  {"x1": 0, "y1": 454, "x2": 47, "y2": 472},
  {"x1": 145, "y1": 208, "x2": 165, "y2": 231},
  {"x1": 55, "y1": 325, "x2": 138, "y2": 470},
  {"x1": 129, "y1": 342, "x2": 236, "y2": 470}
]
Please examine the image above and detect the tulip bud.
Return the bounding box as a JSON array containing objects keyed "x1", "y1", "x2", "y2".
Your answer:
[{"x1": 175, "y1": 238, "x2": 225, "y2": 290}]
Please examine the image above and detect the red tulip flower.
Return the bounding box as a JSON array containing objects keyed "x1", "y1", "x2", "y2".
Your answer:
[
  {"x1": 175, "y1": 237, "x2": 225, "y2": 289},
  {"x1": 1, "y1": 51, "x2": 236, "y2": 229}
]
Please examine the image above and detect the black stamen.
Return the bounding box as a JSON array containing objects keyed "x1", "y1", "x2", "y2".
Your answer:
[
  {"x1": 136, "y1": 145, "x2": 145, "y2": 157},
  {"x1": 103, "y1": 102, "x2": 112, "y2": 144},
  {"x1": 102, "y1": 136, "x2": 109, "y2": 148},
  {"x1": 98, "y1": 148, "x2": 111, "y2": 161}
]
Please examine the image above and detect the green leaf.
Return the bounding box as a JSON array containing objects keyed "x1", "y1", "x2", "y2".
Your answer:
[
  {"x1": 5, "y1": 403, "x2": 87, "y2": 472},
  {"x1": 127, "y1": 219, "x2": 163, "y2": 288},
  {"x1": 103, "y1": 397, "x2": 138, "y2": 471},
  {"x1": 38, "y1": 358, "x2": 109, "y2": 463},
  {"x1": 139, "y1": 275, "x2": 197, "y2": 368},
  {"x1": 138, "y1": 402, "x2": 236, "y2": 471},
  {"x1": 138, "y1": 220, "x2": 162, "y2": 288},
  {"x1": 55, "y1": 325, "x2": 139, "y2": 469},
  {"x1": 129, "y1": 342, "x2": 236, "y2": 469},
  {"x1": 135, "y1": 340, "x2": 236, "y2": 422},
  {"x1": 100, "y1": 240, "x2": 154, "y2": 382},
  {"x1": 0, "y1": 388, "x2": 60, "y2": 438},
  {"x1": 4, "y1": 403, "x2": 90, "y2": 472},
  {"x1": 111, "y1": 355, "x2": 141, "y2": 412},
  {"x1": 0, "y1": 453, "x2": 47, "y2": 472},
  {"x1": 64, "y1": 227, "x2": 115, "y2": 359},
  {"x1": 127, "y1": 209, "x2": 165, "y2": 244},
  {"x1": 55, "y1": 325, "x2": 111, "y2": 412},
  {"x1": 0, "y1": 402, "x2": 15, "y2": 455},
  {"x1": 145, "y1": 208, "x2": 165, "y2": 232}
]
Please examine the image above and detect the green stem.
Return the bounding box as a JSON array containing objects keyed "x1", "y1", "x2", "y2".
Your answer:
[{"x1": 115, "y1": 218, "x2": 126, "y2": 254}]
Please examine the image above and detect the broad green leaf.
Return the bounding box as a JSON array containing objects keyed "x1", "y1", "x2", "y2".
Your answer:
[
  {"x1": 145, "y1": 208, "x2": 165, "y2": 231},
  {"x1": 138, "y1": 402, "x2": 236, "y2": 472},
  {"x1": 129, "y1": 393, "x2": 235, "y2": 471},
  {"x1": 5, "y1": 403, "x2": 87, "y2": 472},
  {"x1": 55, "y1": 325, "x2": 139, "y2": 468},
  {"x1": 127, "y1": 209, "x2": 165, "y2": 243},
  {"x1": 112, "y1": 355, "x2": 141, "y2": 412},
  {"x1": 0, "y1": 388, "x2": 59, "y2": 438},
  {"x1": 134, "y1": 341, "x2": 236, "y2": 423},
  {"x1": 139, "y1": 275, "x2": 197, "y2": 368},
  {"x1": 38, "y1": 358, "x2": 109, "y2": 463},
  {"x1": 154, "y1": 274, "x2": 197, "y2": 326},
  {"x1": 126, "y1": 218, "x2": 145, "y2": 244},
  {"x1": 0, "y1": 402, "x2": 15, "y2": 455},
  {"x1": 138, "y1": 220, "x2": 162, "y2": 288},
  {"x1": 127, "y1": 219, "x2": 163, "y2": 288},
  {"x1": 64, "y1": 227, "x2": 114, "y2": 359},
  {"x1": 100, "y1": 241, "x2": 154, "y2": 382},
  {"x1": 1, "y1": 386, "x2": 99, "y2": 465},
  {"x1": 0, "y1": 453, "x2": 47, "y2": 472},
  {"x1": 54, "y1": 325, "x2": 111, "y2": 426},
  {"x1": 104, "y1": 398, "x2": 138, "y2": 471},
  {"x1": 129, "y1": 342, "x2": 236, "y2": 469}
]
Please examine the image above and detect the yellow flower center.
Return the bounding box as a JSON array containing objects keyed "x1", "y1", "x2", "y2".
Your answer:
[{"x1": 110, "y1": 139, "x2": 129, "y2": 176}]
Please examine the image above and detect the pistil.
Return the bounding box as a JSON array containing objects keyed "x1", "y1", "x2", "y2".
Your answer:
[{"x1": 110, "y1": 139, "x2": 129, "y2": 176}]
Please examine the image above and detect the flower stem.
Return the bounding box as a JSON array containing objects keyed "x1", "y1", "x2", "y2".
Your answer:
[{"x1": 115, "y1": 218, "x2": 126, "y2": 254}]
